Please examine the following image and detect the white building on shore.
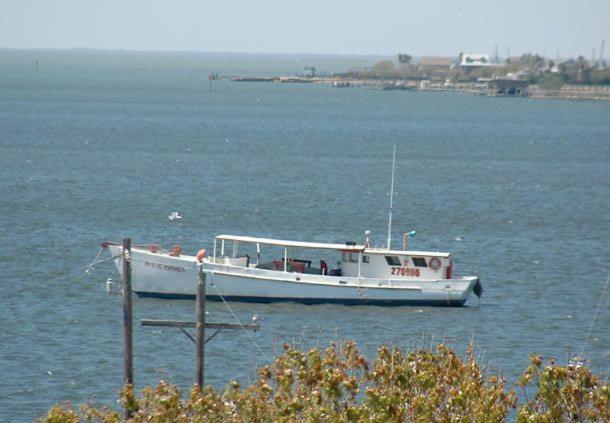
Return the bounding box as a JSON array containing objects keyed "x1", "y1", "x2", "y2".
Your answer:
[{"x1": 460, "y1": 53, "x2": 491, "y2": 67}]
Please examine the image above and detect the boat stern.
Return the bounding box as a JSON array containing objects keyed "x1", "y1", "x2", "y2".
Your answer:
[
  {"x1": 435, "y1": 276, "x2": 482, "y2": 306},
  {"x1": 456, "y1": 276, "x2": 482, "y2": 303},
  {"x1": 472, "y1": 277, "x2": 483, "y2": 298}
]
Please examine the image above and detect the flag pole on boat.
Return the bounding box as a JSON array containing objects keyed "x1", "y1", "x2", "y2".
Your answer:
[{"x1": 387, "y1": 144, "x2": 397, "y2": 250}]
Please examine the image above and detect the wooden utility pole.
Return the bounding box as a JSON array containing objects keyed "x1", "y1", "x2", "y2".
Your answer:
[
  {"x1": 141, "y1": 268, "x2": 260, "y2": 390},
  {"x1": 195, "y1": 268, "x2": 206, "y2": 389},
  {"x1": 114, "y1": 238, "x2": 260, "y2": 419},
  {"x1": 122, "y1": 237, "x2": 134, "y2": 420}
]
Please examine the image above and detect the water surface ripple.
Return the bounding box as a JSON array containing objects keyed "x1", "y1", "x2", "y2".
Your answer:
[{"x1": 1, "y1": 51, "x2": 609, "y2": 421}]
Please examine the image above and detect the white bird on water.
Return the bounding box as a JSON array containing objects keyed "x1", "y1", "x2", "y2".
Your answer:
[{"x1": 168, "y1": 211, "x2": 182, "y2": 221}]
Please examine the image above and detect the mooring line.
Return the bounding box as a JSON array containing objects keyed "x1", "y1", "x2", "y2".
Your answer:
[
  {"x1": 209, "y1": 281, "x2": 271, "y2": 362},
  {"x1": 580, "y1": 274, "x2": 610, "y2": 357},
  {"x1": 84, "y1": 247, "x2": 104, "y2": 275},
  {"x1": 86, "y1": 252, "x2": 123, "y2": 272}
]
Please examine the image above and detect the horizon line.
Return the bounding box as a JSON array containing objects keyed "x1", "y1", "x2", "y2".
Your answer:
[
  {"x1": 0, "y1": 46, "x2": 599, "y2": 61},
  {"x1": 0, "y1": 46, "x2": 398, "y2": 58}
]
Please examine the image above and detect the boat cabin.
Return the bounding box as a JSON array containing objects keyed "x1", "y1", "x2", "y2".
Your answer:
[{"x1": 211, "y1": 234, "x2": 453, "y2": 280}]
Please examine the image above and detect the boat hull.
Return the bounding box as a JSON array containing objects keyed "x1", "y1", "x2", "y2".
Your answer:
[
  {"x1": 109, "y1": 246, "x2": 479, "y2": 307},
  {"x1": 135, "y1": 291, "x2": 466, "y2": 307},
  {"x1": 135, "y1": 291, "x2": 467, "y2": 306}
]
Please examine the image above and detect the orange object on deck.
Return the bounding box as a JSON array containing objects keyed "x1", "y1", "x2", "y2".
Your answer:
[
  {"x1": 291, "y1": 261, "x2": 305, "y2": 273},
  {"x1": 196, "y1": 249, "x2": 206, "y2": 262},
  {"x1": 150, "y1": 244, "x2": 159, "y2": 253},
  {"x1": 170, "y1": 244, "x2": 181, "y2": 257}
]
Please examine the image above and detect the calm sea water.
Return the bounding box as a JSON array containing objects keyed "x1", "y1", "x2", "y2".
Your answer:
[{"x1": 1, "y1": 50, "x2": 609, "y2": 421}]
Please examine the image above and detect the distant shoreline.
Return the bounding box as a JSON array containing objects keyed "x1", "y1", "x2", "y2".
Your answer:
[
  {"x1": 229, "y1": 75, "x2": 610, "y2": 101},
  {"x1": 3, "y1": 48, "x2": 608, "y2": 101}
]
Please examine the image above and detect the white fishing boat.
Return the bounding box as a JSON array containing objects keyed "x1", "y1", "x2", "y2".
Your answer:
[
  {"x1": 103, "y1": 146, "x2": 482, "y2": 306},
  {"x1": 103, "y1": 232, "x2": 481, "y2": 306}
]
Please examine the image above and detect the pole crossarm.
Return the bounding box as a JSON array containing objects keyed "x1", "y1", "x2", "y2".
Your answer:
[
  {"x1": 141, "y1": 319, "x2": 260, "y2": 331},
  {"x1": 179, "y1": 327, "x2": 195, "y2": 343},
  {"x1": 205, "y1": 328, "x2": 222, "y2": 344},
  {"x1": 176, "y1": 328, "x2": 223, "y2": 345}
]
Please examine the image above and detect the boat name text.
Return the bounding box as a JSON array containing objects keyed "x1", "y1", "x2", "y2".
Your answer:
[{"x1": 144, "y1": 262, "x2": 186, "y2": 272}]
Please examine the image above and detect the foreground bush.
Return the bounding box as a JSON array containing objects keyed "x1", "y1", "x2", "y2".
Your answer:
[
  {"x1": 517, "y1": 355, "x2": 610, "y2": 422},
  {"x1": 42, "y1": 341, "x2": 609, "y2": 422}
]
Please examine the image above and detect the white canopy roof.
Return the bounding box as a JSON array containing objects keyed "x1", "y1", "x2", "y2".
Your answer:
[
  {"x1": 364, "y1": 248, "x2": 450, "y2": 258},
  {"x1": 214, "y1": 234, "x2": 365, "y2": 251}
]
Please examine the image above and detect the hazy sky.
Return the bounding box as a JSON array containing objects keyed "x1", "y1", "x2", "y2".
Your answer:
[{"x1": 1, "y1": 0, "x2": 608, "y2": 58}]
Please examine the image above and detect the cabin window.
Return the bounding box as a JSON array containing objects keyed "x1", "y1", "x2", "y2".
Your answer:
[
  {"x1": 362, "y1": 255, "x2": 369, "y2": 263},
  {"x1": 412, "y1": 257, "x2": 428, "y2": 267},
  {"x1": 342, "y1": 252, "x2": 359, "y2": 262},
  {"x1": 385, "y1": 256, "x2": 401, "y2": 266}
]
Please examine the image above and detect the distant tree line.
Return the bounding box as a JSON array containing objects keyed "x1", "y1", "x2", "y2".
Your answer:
[
  {"x1": 341, "y1": 52, "x2": 610, "y2": 86},
  {"x1": 516, "y1": 52, "x2": 610, "y2": 85},
  {"x1": 397, "y1": 53, "x2": 412, "y2": 66}
]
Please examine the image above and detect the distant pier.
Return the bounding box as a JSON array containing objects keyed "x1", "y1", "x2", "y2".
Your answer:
[{"x1": 231, "y1": 77, "x2": 275, "y2": 82}]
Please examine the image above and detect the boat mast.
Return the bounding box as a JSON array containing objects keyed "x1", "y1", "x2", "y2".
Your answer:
[{"x1": 386, "y1": 145, "x2": 397, "y2": 250}]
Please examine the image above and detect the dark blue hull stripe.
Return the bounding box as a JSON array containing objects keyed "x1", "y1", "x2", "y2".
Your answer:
[{"x1": 134, "y1": 291, "x2": 467, "y2": 307}]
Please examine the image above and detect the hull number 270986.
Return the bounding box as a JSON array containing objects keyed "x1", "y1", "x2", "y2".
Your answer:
[{"x1": 391, "y1": 267, "x2": 420, "y2": 277}]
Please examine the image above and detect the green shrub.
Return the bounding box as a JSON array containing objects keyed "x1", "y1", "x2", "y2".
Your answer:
[
  {"x1": 518, "y1": 355, "x2": 610, "y2": 422},
  {"x1": 537, "y1": 74, "x2": 565, "y2": 90},
  {"x1": 591, "y1": 69, "x2": 610, "y2": 85},
  {"x1": 41, "y1": 342, "x2": 609, "y2": 422}
]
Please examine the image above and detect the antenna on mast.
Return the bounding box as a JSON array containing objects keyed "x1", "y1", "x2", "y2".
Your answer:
[{"x1": 387, "y1": 145, "x2": 397, "y2": 250}]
